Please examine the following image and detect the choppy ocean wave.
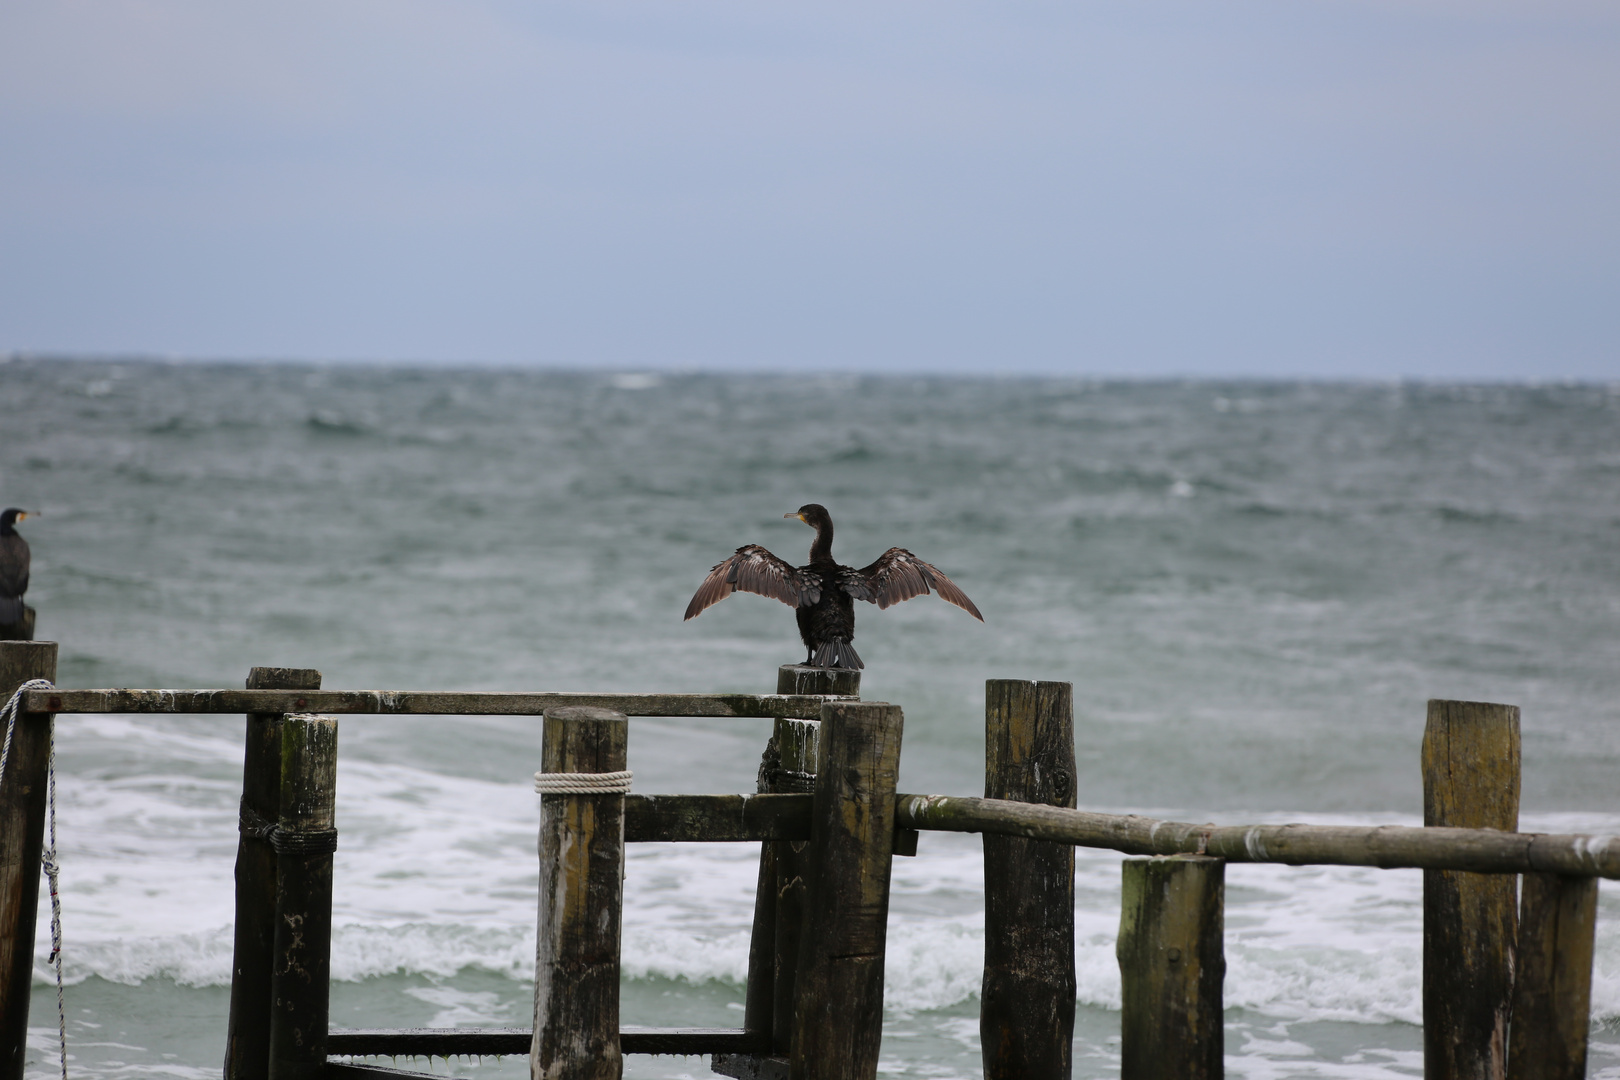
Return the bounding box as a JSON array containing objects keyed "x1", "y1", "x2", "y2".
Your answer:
[{"x1": 7, "y1": 361, "x2": 1620, "y2": 1078}]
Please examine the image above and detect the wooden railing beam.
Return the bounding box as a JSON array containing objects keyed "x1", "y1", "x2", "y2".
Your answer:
[
  {"x1": 626, "y1": 794, "x2": 811, "y2": 843},
  {"x1": 892, "y1": 794, "x2": 1620, "y2": 877},
  {"x1": 327, "y1": 1026, "x2": 769, "y2": 1057},
  {"x1": 28, "y1": 689, "x2": 848, "y2": 719}
]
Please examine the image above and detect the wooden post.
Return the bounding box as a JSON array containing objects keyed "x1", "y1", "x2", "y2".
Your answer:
[
  {"x1": 1423, "y1": 699, "x2": 1520, "y2": 1080},
  {"x1": 267, "y1": 714, "x2": 339, "y2": 1080},
  {"x1": 1506, "y1": 872, "x2": 1597, "y2": 1080},
  {"x1": 532, "y1": 706, "x2": 628, "y2": 1080},
  {"x1": 789, "y1": 700, "x2": 902, "y2": 1080},
  {"x1": 746, "y1": 666, "x2": 859, "y2": 1056},
  {"x1": 1117, "y1": 856, "x2": 1224, "y2": 1080},
  {"x1": 981, "y1": 679, "x2": 1076, "y2": 1080},
  {"x1": 227, "y1": 667, "x2": 322, "y2": 1080},
  {"x1": 0, "y1": 640, "x2": 57, "y2": 1080}
]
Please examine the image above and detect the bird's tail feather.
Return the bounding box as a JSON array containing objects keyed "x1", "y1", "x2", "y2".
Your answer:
[
  {"x1": 812, "y1": 639, "x2": 864, "y2": 670},
  {"x1": 0, "y1": 596, "x2": 22, "y2": 625}
]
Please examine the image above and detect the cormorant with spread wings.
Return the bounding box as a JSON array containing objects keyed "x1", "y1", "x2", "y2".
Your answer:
[{"x1": 684, "y1": 504, "x2": 982, "y2": 670}]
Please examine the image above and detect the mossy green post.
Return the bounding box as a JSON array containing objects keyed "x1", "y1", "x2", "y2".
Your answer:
[{"x1": 1117, "y1": 855, "x2": 1225, "y2": 1080}]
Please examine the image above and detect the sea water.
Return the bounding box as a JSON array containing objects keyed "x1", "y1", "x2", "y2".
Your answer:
[{"x1": 2, "y1": 358, "x2": 1618, "y2": 1078}]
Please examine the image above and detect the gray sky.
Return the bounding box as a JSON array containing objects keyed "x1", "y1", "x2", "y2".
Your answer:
[{"x1": 3, "y1": 1, "x2": 1617, "y2": 378}]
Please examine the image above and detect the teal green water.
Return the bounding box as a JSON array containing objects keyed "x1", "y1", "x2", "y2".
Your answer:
[{"x1": 5, "y1": 359, "x2": 1619, "y2": 1078}]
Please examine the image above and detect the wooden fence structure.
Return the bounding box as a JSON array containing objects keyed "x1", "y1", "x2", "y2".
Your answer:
[{"x1": 0, "y1": 637, "x2": 1614, "y2": 1080}]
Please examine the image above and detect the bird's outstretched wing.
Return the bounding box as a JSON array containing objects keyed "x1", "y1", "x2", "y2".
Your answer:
[
  {"x1": 684, "y1": 545, "x2": 820, "y2": 620},
  {"x1": 840, "y1": 548, "x2": 984, "y2": 621}
]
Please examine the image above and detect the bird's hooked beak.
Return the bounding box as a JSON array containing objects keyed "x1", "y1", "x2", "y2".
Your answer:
[{"x1": 785, "y1": 511, "x2": 807, "y2": 524}]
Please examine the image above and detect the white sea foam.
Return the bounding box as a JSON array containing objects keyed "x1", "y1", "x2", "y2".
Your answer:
[{"x1": 38, "y1": 713, "x2": 1620, "y2": 1032}]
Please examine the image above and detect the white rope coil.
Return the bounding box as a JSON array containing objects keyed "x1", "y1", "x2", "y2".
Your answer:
[
  {"x1": 0, "y1": 677, "x2": 55, "y2": 789},
  {"x1": 534, "y1": 769, "x2": 633, "y2": 795}
]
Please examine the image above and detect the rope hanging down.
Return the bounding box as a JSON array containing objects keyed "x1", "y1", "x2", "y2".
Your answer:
[
  {"x1": 1, "y1": 678, "x2": 69, "y2": 1080},
  {"x1": 533, "y1": 769, "x2": 633, "y2": 795}
]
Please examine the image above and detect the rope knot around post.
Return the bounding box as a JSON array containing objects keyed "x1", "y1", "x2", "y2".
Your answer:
[
  {"x1": 239, "y1": 803, "x2": 340, "y2": 856},
  {"x1": 533, "y1": 769, "x2": 633, "y2": 795}
]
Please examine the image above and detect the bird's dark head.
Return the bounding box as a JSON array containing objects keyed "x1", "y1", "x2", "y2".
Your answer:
[
  {"x1": 0, "y1": 509, "x2": 27, "y2": 533},
  {"x1": 786, "y1": 504, "x2": 832, "y2": 531}
]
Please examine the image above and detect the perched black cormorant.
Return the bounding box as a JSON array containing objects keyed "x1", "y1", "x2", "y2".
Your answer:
[
  {"x1": 0, "y1": 509, "x2": 31, "y2": 626},
  {"x1": 684, "y1": 504, "x2": 983, "y2": 669}
]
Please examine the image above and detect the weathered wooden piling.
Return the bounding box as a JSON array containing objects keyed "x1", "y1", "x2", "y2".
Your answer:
[
  {"x1": 268, "y1": 714, "x2": 340, "y2": 1080},
  {"x1": 744, "y1": 665, "x2": 859, "y2": 1058},
  {"x1": 0, "y1": 639, "x2": 57, "y2": 1080},
  {"x1": 768, "y1": 706, "x2": 824, "y2": 1058},
  {"x1": 789, "y1": 700, "x2": 903, "y2": 1080},
  {"x1": 1117, "y1": 855, "x2": 1225, "y2": 1080},
  {"x1": 532, "y1": 706, "x2": 629, "y2": 1080},
  {"x1": 1507, "y1": 872, "x2": 1598, "y2": 1080},
  {"x1": 226, "y1": 667, "x2": 323, "y2": 1080},
  {"x1": 1423, "y1": 699, "x2": 1519, "y2": 1080},
  {"x1": 981, "y1": 679, "x2": 1076, "y2": 1080}
]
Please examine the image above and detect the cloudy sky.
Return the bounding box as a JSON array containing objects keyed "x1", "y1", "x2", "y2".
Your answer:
[{"x1": 2, "y1": 1, "x2": 1617, "y2": 377}]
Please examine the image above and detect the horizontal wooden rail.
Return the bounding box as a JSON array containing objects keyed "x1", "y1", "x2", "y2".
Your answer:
[
  {"x1": 894, "y1": 794, "x2": 1620, "y2": 878},
  {"x1": 24, "y1": 689, "x2": 850, "y2": 720},
  {"x1": 626, "y1": 794, "x2": 812, "y2": 842},
  {"x1": 326, "y1": 1027, "x2": 768, "y2": 1057},
  {"x1": 624, "y1": 794, "x2": 918, "y2": 854}
]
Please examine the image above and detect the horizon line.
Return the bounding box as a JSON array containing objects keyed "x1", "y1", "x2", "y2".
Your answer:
[{"x1": 6, "y1": 350, "x2": 1617, "y2": 387}]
